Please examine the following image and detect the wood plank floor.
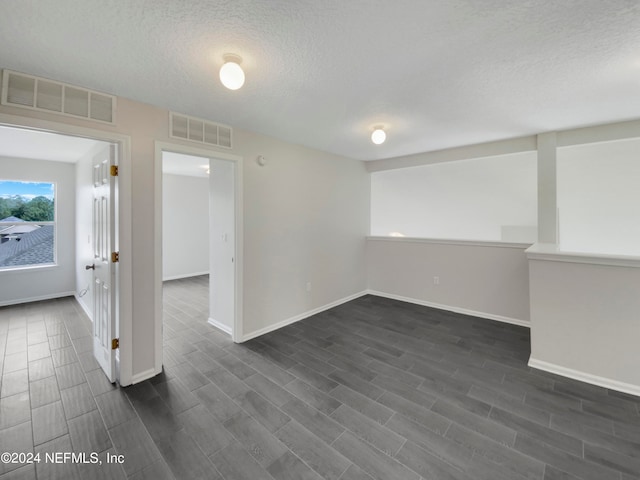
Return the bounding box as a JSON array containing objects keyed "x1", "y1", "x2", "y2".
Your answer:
[{"x1": 1, "y1": 274, "x2": 639, "y2": 479}]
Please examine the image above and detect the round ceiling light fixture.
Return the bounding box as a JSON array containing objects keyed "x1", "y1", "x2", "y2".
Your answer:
[
  {"x1": 371, "y1": 126, "x2": 386, "y2": 145},
  {"x1": 219, "y1": 54, "x2": 245, "y2": 90}
]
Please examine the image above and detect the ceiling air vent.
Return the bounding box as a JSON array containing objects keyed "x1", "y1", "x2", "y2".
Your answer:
[
  {"x1": 1, "y1": 70, "x2": 116, "y2": 124},
  {"x1": 170, "y1": 112, "x2": 232, "y2": 149}
]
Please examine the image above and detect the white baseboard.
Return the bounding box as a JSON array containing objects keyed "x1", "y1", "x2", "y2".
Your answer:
[
  {"x1": 130, "y1": 367, "x2": 160, "y2": 385},
  {"x1": 0, "y1": 291, "x2": 75, "y2": 307},
  {"x1": 241, "y1": 290, "x2": 369, "y2": 342},
  {"x1": 163, "y1": 271, "x2": 209, "y2": 281},
  {"x1": 366, "y1": 290, "x2": 530, "y2": 328},
  {"x1": 208, "y1": 317, "x2": 232, "y2": 336},
  {"x1": 74, "y1": 294, "x2": 93, "y2": 322},
  {"x1": 528, "y1": 357, "x2": 640, "y2": 397}
]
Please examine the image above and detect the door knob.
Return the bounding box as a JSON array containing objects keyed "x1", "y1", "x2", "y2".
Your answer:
[{"x1": 85, "y1": 264, "x2": 96, "y2": 270}]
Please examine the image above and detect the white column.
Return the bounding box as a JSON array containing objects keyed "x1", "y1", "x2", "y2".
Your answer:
[{"x1": 536, "y1": 132, "x2": 557, "y2": 244}]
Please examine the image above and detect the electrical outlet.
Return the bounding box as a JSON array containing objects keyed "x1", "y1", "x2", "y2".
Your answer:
[
  {"x1": 306, "y1": 282, "x2": 312, "y2": 292},
  {"x1": 433, "y1": 276, "x2": 440, "y2": 285}
]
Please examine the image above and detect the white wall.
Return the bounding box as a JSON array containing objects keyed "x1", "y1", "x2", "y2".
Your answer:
[
  {"x1": 209, "y1": 158, "x2": 235, "y2": 332},
  {"x1": 527, "y1": 126, "x2": 640, "y2": 395},
  {"x1": 371, "y1": 151, "x2": 537, "y2": 241},
  {"x1": 236, "y1": 130, "x2": 370, "y2": 338},
  {"x1": 3, "y1": 81, "x2": 639, "y2": 395},
  {"x1": 162, "y1": 173, "x2": 209, "y2": 280},
  {"x1": 0, "y1": 156, "x2": 75, "y2": 305},
  {"x1": 1, "y1": 91, "x2": 370, "y2": 381},
  {"x1": 367, "y1": 238, "x2": 530, "y2": 324},
  {"x1": 2, "y1": 97, "x2": 178, "y2": 382},
  {"x1": 557, "y1": 138, "x2": 640, "y2": 256},
  {"x1": 528, "y1": 255, "x2": 640, "y2": 394}
]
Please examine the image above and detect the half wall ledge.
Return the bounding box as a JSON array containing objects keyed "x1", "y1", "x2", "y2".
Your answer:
[{"x1": 526, "y1": 243, "x2": 640, "y2": 396}]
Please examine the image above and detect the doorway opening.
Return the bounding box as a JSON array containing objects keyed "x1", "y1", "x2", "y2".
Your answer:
[
  {"x1": 0, "y1": 124, "x2": 122, "y2": 384},
  {"x1": 161, "y1": 151, "x2": 212, "y2": 341},
  {"x1": 155, "y1": 142, "x2": 243, "y2": 373}
]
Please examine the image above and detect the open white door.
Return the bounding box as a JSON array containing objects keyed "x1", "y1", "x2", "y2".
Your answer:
[{"x1": 90, "y1": 144, "x2": 118, "y2": 383}]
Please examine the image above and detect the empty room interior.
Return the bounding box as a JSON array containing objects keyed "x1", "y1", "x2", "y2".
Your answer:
[{"x1": 0, "y1": 2, "x2": 639, "y2": 480}]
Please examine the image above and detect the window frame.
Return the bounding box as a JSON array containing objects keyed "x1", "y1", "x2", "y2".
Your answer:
[{"x1": 0, "y1": 180, "x2": 58, "y2": 271}]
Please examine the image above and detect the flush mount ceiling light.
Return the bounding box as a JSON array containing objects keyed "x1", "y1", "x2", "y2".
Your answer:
[
  {"x1": 219, "y1": 54, "x2": 245, "y2": 90},
  {"x1": 371, "y1": 126, "x2": 386, "y2": 145}
]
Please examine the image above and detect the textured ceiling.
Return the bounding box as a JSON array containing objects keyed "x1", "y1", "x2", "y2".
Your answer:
[{"x1": 1, "y1": 1, "x2": 639, "y2": 161}]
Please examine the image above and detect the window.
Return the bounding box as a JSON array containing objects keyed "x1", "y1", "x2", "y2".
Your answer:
[
  {"x1": 0, "y1": 180, "x2": 56, "y2": 269},
  {"x1": 370, "y1": 152, "x2": 538, "y2": 242}
]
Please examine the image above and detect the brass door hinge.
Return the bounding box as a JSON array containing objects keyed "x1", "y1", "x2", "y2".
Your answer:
[
  {"x1": 111, "y1": 251, "x2": 119, "y2": 263},
  {"x1": 111, "y1": 338, "x2": 119, "y2": 350},
  {"x1": 110, "y1": 165, "x2": 119, "y2": 176}
]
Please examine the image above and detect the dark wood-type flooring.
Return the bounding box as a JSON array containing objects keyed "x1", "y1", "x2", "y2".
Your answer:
[{"x1": 1, "y1": 275, "x2": 639, "y2": 479}]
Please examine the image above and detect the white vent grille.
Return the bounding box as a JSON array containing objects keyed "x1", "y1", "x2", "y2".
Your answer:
[
  {"x1": 1, "y1": 70, "x2": 116, "y2": 124},
  {"x1": 170, "y1": 112, "x2": 232, "y2": 149}
]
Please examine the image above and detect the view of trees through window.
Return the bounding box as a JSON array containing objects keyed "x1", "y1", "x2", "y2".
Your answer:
[{"x1": 0, "y1": 180, "x2": 56, "y2": 269}]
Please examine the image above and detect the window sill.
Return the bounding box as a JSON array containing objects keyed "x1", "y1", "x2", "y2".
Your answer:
[
  {"x1": 0, "y1": 263, "x2": 59, "y2": 274},
  {"x1": 525, "y1": 243, "x2": 640, "y2": 268},
  {"x1": 366, "y1": 236, "x2": 532, "y2": 249}
]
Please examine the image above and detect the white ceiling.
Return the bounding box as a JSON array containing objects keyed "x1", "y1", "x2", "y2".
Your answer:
[
  {"x1": 1, "y1": 1, "x2": 639, "y2": 161},
  {"x1": 0, "y1": 126, "x2": 209, "y2": 178},
  {"x1": 163, "y1": 152, "x2": 210, "y2": 178},
  {"x1": 0, "y1": 125, "x2": 210, "y2": 176},
  {"x1": 0, "y1": 126, "x2": 100, "y2": 162}
]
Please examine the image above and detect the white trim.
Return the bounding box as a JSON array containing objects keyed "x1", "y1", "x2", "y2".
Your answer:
[
  {"x1": 367, "y1": 236, "x2": 531, "y2": 249},
  {"x1": 233, "y1": 155, "x2": 244, "y2": 344},
  {"x1": 366, "y1": 118, "x2": 640, "y2": 173},
  {"x1": 557, "y1": 118, "x2": 640, "y2": 147},
  {"x1": 241, "y1": 291, "x2": 369, "y2": 342},
  {"x1": 366, "y1": 290, "x2": 531, "y2": 328},
  {"x1": 240, "y1": 289, "x2": 529, "y2": 343},
  {"x1": 0, "y1": 263, "x2": 59, "y2": 275},
  {"x1": 130, "y1": 367, "x2": 160, "y2": 385},
  {"x1": 528, "y1": 357, "x2": 640, "y2": 397},
  {"x1": 74, "y1": 294, "x2": 93, "y2": 321},
  {"x1": 526, "y1": 243, "x2": 640, "y2": 268},
  {"x1": 0, "y1": 112, "x2": 133, "y2": 388},
  {"x1": 366, "y1": 135, "x2": 537, "y2": 172},
  {"x1": 163, "y1": 271, "x2": 209, "y2": 281},
  {"x1": 0, "y1": 291, "x2": 75, "y2": 307},
  {"x1": 208, "y1": 317, "x2": 232, "y2": 336}
]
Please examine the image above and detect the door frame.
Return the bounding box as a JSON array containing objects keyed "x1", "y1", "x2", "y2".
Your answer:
[
  {"x1": 0, "y1": 112, "x2": 133, "y2": 385},
  {"x1": 154, "y1": 141, "x2": 243, "y2": 369}
]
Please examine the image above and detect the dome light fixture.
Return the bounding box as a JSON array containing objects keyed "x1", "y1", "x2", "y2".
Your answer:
[
  {"x1": 219, "y1": 54, "x2": 245, "y2": 90},
  {"x1": 371, "y1": 126, "x2": 386, "y2": 145}
]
